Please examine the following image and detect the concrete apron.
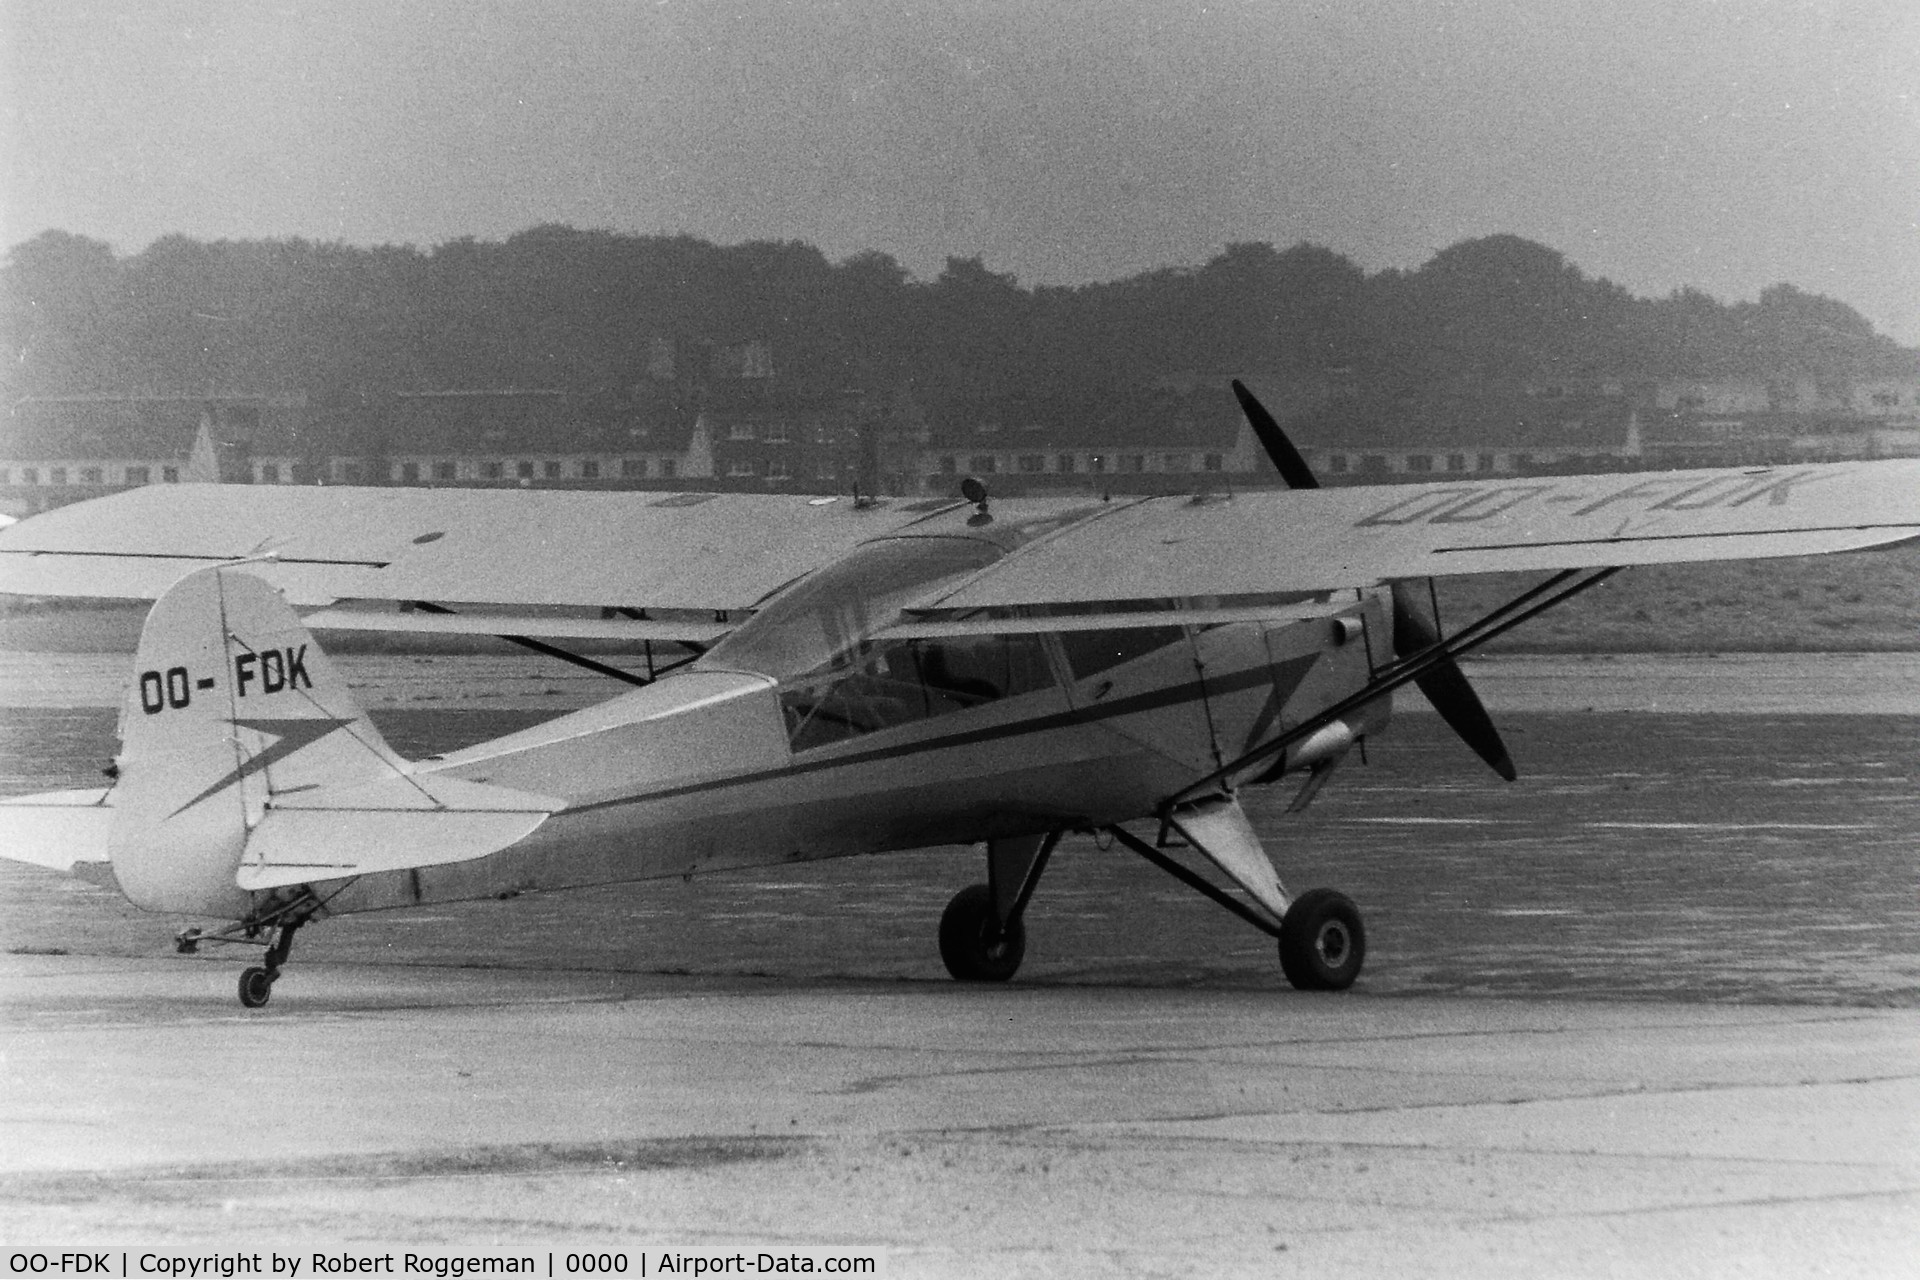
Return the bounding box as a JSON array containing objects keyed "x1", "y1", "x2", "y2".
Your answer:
[{"x1": 2, "y1": 954, "x2": 1916, "y2": 1278}]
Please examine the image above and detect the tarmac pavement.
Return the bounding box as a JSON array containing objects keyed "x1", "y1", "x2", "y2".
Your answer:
[
  {"x1": 2, "y1": 953, "x2": 1916, "y2": 1278},
  {"x1": 6, "y1": 653, "x2": 1920, "y2": 1274}
]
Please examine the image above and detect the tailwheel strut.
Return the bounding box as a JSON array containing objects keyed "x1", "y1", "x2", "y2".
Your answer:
[{"x1": 173, "y1": 890, "x2": 325, "y2": 1008}]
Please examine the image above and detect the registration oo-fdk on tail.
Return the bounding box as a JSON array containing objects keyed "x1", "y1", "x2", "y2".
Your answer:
[{"x1": 5, "y1": 384, "x2": 1920, "y2": 1007}]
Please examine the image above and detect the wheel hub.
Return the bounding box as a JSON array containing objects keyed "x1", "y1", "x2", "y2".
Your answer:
[{"x1": 1314, "y1": 920, "x2": 1350, "y2": 967}]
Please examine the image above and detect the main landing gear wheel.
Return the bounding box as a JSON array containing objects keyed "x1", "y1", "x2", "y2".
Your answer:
[
  {"x1": 1278, "y1": 888, "x2": 1366, "y2": 991},
  {"x1": 939, "y1": 883, "x2": 1026, "y2": 982}
]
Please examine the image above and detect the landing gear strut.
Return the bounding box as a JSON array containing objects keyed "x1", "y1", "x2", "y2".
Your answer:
[
  {"x1": 1109, "y1": 796, "x2": 1370, "y2": 993},
  {"x1": 173, "y1": 893, "x2": 319, "y2": 1008},
  {"x1": 940, "y1": 831, "x2": 1060, "y2": 983}
]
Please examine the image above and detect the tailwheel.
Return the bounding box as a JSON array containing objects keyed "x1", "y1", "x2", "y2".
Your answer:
[
  {"x1": 236, "y1": 919, "x2": 301, "y2": 1009},
  {"x1": 238, "y1": 965, "x2": 275, "y2": 1008},
  {"x1": 1278, "y1": 888, "x2": 1366, "y2": 991},
  {"x1": 939, "y1": 883, "x2": 1026, "y2": 983}
]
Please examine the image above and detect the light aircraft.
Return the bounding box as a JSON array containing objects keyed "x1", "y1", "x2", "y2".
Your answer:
[{"x1": 4, "y1": 387, "x2": 1920, "y2": 1006}]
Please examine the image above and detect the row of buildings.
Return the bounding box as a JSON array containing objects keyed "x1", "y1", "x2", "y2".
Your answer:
[{"x1": 5, "y1": 366, "x2": 1920, "y2": 518}]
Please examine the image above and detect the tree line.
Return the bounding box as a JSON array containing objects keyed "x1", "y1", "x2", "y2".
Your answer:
[{"x1": 3, "y1": 225, "x2": 1911, "y2": 425}]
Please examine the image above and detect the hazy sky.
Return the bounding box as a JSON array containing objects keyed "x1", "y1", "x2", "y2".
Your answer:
[{"x1": 5, "y1": 0, "x2": 1917, "y2": 340}]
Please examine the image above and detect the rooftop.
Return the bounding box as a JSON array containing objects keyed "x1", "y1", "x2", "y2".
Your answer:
[{"x1": 2, "y1": 395, "x2": 306, "y2": 459}]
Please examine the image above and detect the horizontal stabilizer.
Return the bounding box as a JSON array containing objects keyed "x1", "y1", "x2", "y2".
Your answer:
[
  {"x1": 0, "y1": 788, "x2": 116, "y2": 874},
  {"x1": 236, "y1": 773, "x2": 561, "y2": 891}
]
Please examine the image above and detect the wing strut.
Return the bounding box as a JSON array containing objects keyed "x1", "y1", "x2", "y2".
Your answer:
[
  {"x1": 1170, "y1": 565, "x2": 1621, "y2": 807},
  {"x1": 409, "y1": 602, "x2": 700, "y2": 687}
]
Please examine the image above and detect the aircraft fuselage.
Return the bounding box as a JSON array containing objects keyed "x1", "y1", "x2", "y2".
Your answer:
[{"x1": 317, "y1": 591, "x2": 1392, "y2": 918}]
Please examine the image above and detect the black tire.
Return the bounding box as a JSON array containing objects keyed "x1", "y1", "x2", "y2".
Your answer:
[
  {"x1": 1278, "y1": 888, "x2": 1366, "y2": 991},
  {"x1": 938, "y1": 883, "x2": 1026, "y2": 982},
  {"x1": 238, "y1": 966, "x2": 275, "y2": 1008}
]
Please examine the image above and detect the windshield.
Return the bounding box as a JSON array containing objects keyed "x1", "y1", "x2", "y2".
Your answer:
[{"x1": 699, "y1": 536, "x2": 1003, "y2": 681}]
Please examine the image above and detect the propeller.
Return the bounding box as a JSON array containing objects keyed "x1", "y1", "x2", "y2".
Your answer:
[
  {"x1": 1385, "y1": 582, "x2": 1517, "y2": 780},
  {"x1": 1230, "y1": 378, "x2": 1318, "y2": 490},
  {"x1": 1229, "y1": 379, "x2": 1516, "y2": 781}
]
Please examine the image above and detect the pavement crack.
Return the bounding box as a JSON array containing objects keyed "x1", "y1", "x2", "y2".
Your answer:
[
  {"x1": 835, "y1": 1049, "x2": 1206, "y2": 1095},
  {"x1": 1099, "y1": 1067, "x2": 1920, "y2": 1128},
  {"x1": 0, "y1": 1135, "x2": 811, "y2": 1198}
]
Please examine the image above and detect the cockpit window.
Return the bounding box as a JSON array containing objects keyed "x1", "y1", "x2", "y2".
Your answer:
[
  {"x1": 699, "y1": 536, "x2": 1003, "y2": 682},
  {"x1": 698, "y1": 535, "x2": 1064, "y2": 751},
  {"x1": 780, "y1": 630, "x2": 1057, "y2": 751}
]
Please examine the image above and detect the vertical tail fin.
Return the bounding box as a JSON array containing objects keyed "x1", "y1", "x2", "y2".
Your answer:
[{"x1": 110, "y1": 566, "x2": 406, "y2": 913}]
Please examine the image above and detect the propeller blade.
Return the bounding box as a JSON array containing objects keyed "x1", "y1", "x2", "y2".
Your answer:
[
  {"x1": 1229, "y1": 378, "x2": 1515, "y2": 780},
  {"x1": 1230, "y1": 379, "x2": 1319, "y2": 489},
  {"x1": 1391, "y1": 583, "x2": 1517, "y2": 781}
]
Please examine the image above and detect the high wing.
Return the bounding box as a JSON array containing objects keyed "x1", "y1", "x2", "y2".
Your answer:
[
  {"x1": 925, "y1": 460, "x2": 1920, "y2": 609},
  {"x1": 8, "y1": 461, "x2": 1920, "y2": 633},
  {"x1": 0, "y1": 484, "x2": 964, "y2": 639}
]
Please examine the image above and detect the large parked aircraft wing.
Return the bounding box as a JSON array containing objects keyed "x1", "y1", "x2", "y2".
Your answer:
[
  {"x1": 0, "y1": 486, "x2": 952, "y2": 632},
  {"x1": 929, "y1": 460, "x2": 1920, "y2": 609}
]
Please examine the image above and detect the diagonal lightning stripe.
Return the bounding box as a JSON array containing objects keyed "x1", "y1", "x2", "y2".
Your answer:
[
  {"x1": 1239, "y1": 653, "x2": 1321, "y2": 755},
  {"x1": 169, "y1": 716, "x2": 354, "y2": 816}
]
